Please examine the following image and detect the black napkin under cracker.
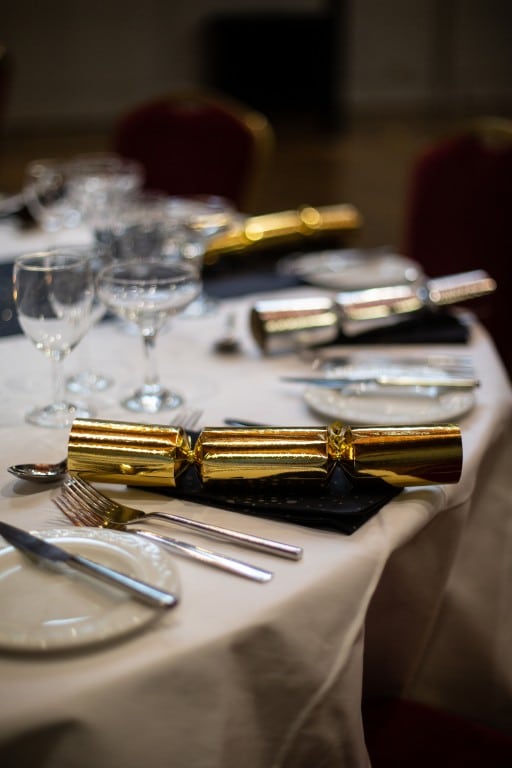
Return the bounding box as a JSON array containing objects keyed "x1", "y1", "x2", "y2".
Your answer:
[
  {"x1": 334, "y1": 308, "x2": 470, "y2": 346},
  {"x1": 152, "y1": 432, "x2": 401, "y2": 535}
]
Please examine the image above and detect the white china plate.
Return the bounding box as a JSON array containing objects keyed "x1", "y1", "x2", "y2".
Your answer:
[
  {"x1": 278, "y1": 248, "x2": 422, "y2": 290},
  {"x1": 303, "y1": 363, "x2": 476, "y2": 426},
  {"x1": 0, "y1": 528, "x2": 179, "y2": 652}
]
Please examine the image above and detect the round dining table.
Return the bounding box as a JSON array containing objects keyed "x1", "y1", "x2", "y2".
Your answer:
[{"x1": 0, "y1": 219, "x2": 511, "y2": 767}]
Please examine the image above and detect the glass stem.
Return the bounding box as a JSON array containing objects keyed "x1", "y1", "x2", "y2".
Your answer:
[
  {"x1": 51, "y1": 356, "x2": 66, "y2": 406},
  {"x1": 142, "y1": 330, "x2": 160, "y2": 393}
]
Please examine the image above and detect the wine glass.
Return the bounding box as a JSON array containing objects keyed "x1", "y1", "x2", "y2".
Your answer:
[
  {"x1": 164, "y1": 196, "x2": 237, "y2": 316},
  {"x1": 23, "y1": 158, "x2": 81, "y2": 234},
  {"x1": 65, "y1": 245, "x2": 114, "y2": 394},
  {"x1": 97, "y1": 259, "x2": 201, "y2": 413},
  {"x1": 67, "y1": 153, "x2": 143, "y2": 231},
  {"x1": 65, "y1": 153, "x2": 144, "y2": 394},
  {"x1": 13, "y1": 249, "x2": 94, "y2": 428}
]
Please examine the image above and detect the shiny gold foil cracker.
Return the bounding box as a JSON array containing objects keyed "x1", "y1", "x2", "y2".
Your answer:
[
  {"x1": 68, "y1": 418, "x2": 192, "y2": 487},
  {"x1": 68, "y1": 418, "x2": 462, "y2": 490},
  {"x1": 329, "y1": 422, "x2": 463, "y2": 487},
  {"x1": 194, "y1": 427, "x2": 334, "y2": 483}
]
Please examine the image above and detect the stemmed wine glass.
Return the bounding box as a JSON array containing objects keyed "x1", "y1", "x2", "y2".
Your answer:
[
  {"x1": 67, "y1": 153, "x2": 143, "y2": 232},
  {"x1": 165, "y1": 196, "x2": 238, "y2": 316},
  {"x1": 65, "y1": 153, "x2": 144, "y2": 394},
  {"x1": 13, "y1": 249, "x2": 94, "y2": 428},
  {"x1": 96, "y1": 259, "x2": 201, "y2": 413},
  {"x1": 23, "y1": 158, "x2": 81, "y2": 235}
]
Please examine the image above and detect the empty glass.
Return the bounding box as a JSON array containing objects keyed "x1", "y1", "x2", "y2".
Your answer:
[
  {"x1": 65, "y1": 245, "x2": 113, "y2": 394},
  {"x1": 65, "y1": 153, "x2": 144, "y2": 394},
  {"x1": 13, "y1": 249, "x2": 94, "y2": 427},
  {"x1": 97, "y1": 259, "x2": 201, "y2": 413},
  {"x1": 67, "y1": 153, "x2": 143, "y2": 231},
  {"x1": 23, "y1": 159, "x2": 81, "y2": 234},
  {"x1": 165, "y1": 196, "x2": 237, "y2": 316}
]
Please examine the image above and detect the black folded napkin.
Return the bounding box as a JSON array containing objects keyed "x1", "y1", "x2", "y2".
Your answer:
[
  {"x1": 153, "y1": 433, "x2": 401, "y2": 535},
  {"x1": 334, "y1": 308, "x2": 470, "y2": 346}
]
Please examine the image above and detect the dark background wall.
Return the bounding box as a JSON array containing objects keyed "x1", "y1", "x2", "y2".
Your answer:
[{"x1": 1, "y1": 0, "x2": 511, "y2": 134}]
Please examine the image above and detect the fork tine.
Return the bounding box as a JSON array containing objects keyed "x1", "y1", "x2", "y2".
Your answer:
[
  {"x1": 54, "y1": 490, "x2": 117, "y2": 529},
  {"x1": 53, "y1": 494, "x2": 97, "y2": 528},
  {"x1": 171, "y1": 408, "x2": 202, "y2": 431},
  {"x1": 64, "y1": 476, "x2": 115, "y2": 514}
]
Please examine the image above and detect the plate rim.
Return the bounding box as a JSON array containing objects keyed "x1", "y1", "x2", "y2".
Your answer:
[
  {"x1": 0, "y1": 527, "x2": 179, "y2": 653},
  {"x1": 278, "y1": 247, "x2": 423, "y2": 290},
  {"x1": 303, "y1": 384, "x2": 475, "y2": 426}
]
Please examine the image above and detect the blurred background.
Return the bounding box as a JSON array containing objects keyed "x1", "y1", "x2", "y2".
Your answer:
[{"x1": 1, "y1": 0, "x2": 511, "y2": 250}]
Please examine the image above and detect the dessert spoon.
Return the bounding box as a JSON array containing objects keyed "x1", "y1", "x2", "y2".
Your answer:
[{"x1": 8, "y1": 459, "x2": 68, "y2": 483}]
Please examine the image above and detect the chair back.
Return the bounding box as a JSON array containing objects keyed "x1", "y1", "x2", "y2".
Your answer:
[
  {"x1": 403, "y1": 117, "x2": 512, "y2": 375},
  {"x1": 112, "y1": 89, "x2": 274, "y2": 211}
]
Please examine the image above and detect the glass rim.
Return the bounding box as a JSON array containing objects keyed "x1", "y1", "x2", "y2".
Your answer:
[
  {"x1": 97, "y1": 258, "x2": 199, "y2": 285},
  {"x1": 13, "y1": 248, "x2": 93, "y2": 270}
]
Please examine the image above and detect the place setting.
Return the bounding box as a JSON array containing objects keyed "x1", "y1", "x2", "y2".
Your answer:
[
  {"x1": 280, "y1": 353, "x2": 479, "y2": 426},
  {"x1": 0, "y1": 171, "x2": 499, "y2": 663},
  {"x1": 0, "y1": 522, "x2": 181, "y2": 653}
]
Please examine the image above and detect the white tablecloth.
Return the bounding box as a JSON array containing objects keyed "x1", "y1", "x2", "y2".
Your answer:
[{"x1": 0, "y1": 244, "x2": 511, "y2": 766}]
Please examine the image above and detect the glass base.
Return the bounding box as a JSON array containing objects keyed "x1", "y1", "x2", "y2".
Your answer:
[
  {"x1": 66, "y1": 370, "x2": 114, "y2": 394},
  {"x1": 26, "y1": 401, "x2": 93, "y2": 429},
  {"x1": 121, "y1": 387, "x2": 183, "y2": 414}
]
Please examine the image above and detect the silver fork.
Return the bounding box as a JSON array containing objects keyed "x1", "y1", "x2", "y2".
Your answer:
[
  {"x1": 59, "y1": 475, "x2": 302, "y2": 560},
  {"x1": 53, "y1": 494, "x2": 273, "y2": 583},
  {"x1": 170, "y1": 407, "x2": 203, "y2": 431}
]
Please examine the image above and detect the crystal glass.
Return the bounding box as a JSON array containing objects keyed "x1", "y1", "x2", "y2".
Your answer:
[
  {"x1": 97, "y1": 259, "x2": 201, "y2": 413},
  {"x1": 65, "y1": 153, "x2": 144, "y2": 394},
  {"x1": 65, "y1": 245, "x2": 113, "y2": 394},
  {"x1": 115, "y1": 190, "x2": 174, "y2": 262},
  {"x1": 165, "y1": 196, "x2": 237, "y2": 316},
  {"x1": 13, "y1": 249, "x2": 94, "y2": 427},
  {"x1": 23, "y1": 159, "x2": 81, "y2": 234},
  {"x1": 67, "y1": 153, "x2": 143, "y2": 231}
]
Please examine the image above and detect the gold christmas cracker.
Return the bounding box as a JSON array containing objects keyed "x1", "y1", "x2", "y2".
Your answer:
[
  {"x1": 67, "y1": 418, "x2": 191, "y2": 487},
  {"x1": 68, "y1": 419, "x2": 462, "y2": 489}
]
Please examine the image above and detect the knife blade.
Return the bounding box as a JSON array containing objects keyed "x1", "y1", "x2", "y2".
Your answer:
[
  {"x1": 0, "y1": 521, "x2": 179, "y2": 609},
  {"x1": 281, "y1": 375, "x2": 479, "y2": 389}
]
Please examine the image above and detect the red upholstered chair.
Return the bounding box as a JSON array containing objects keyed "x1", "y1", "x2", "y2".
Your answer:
[
  {"x1": 111, "y1": 89, "x2": 274, "y2": 212},
  {"x1": 402, "y1": 117, "x2": 512, "y2": 375}
]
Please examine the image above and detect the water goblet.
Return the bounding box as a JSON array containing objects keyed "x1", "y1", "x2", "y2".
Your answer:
[
  {"x1": 65, "y1": 245, "x2": 114, "y2": 394},
  {"x1": 67, "y1": 152, "x2": 143, "y2": 231},
  {"x1": 64, "y1": 154, "x2": 144, "y2": 394},
  {"x1": 13, "y1": 249, "x2": 95, "y2": 428},
  {"x1": 165, "y1": 196, "x2": 238, "y2": 316},
  {"x1": 96, "y1": 259, "x2": 201, "y2": 413},
  {"x1": 23, "y1": 158, "x2": 81, "y2": 235}
]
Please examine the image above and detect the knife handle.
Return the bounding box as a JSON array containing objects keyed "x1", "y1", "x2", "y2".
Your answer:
[
  {"x1": 132, "y1": 530, "x2": 273, "y2": 583},
  {"x1": 69, "y1": 554, "x2": 179, "y2": 609}
]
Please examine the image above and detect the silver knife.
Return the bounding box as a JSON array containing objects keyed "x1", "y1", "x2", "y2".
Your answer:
[
  {"x1": 281, "y1": 375, "x2": 479, "y2": 389},
  {"x1": 0, "y1": 521, "x2": 179, "y2": 609}
]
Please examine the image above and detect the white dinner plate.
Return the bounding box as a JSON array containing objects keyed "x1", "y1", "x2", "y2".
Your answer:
[
  {"x1": 0, "y1": 528, "x2": 180, "y2": 652},
  {"x1": 278, "y1": 248, "x2": 422, "y2": 290},
  {"x1": 303, "y1": 376, "x2": 476, "y2": 426}
]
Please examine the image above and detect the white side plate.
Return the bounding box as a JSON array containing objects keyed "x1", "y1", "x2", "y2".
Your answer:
[
  {"x1": 278, "y1": 248, "x2": 422, "y2": 290},
  {"x1": 0, "y1": 528, "x2": 179, "y2": 652},
  {"x1": 304, "y1": 384, "x2": 475, "y2": 426}
]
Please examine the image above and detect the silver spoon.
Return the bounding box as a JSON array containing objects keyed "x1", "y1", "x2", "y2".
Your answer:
[
  {"x1": 212, "y1": 312, "x2": 242, "y2": 355},
  {"x1": 8, "y1": 459, "x2": 68, "y2": 483}
]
